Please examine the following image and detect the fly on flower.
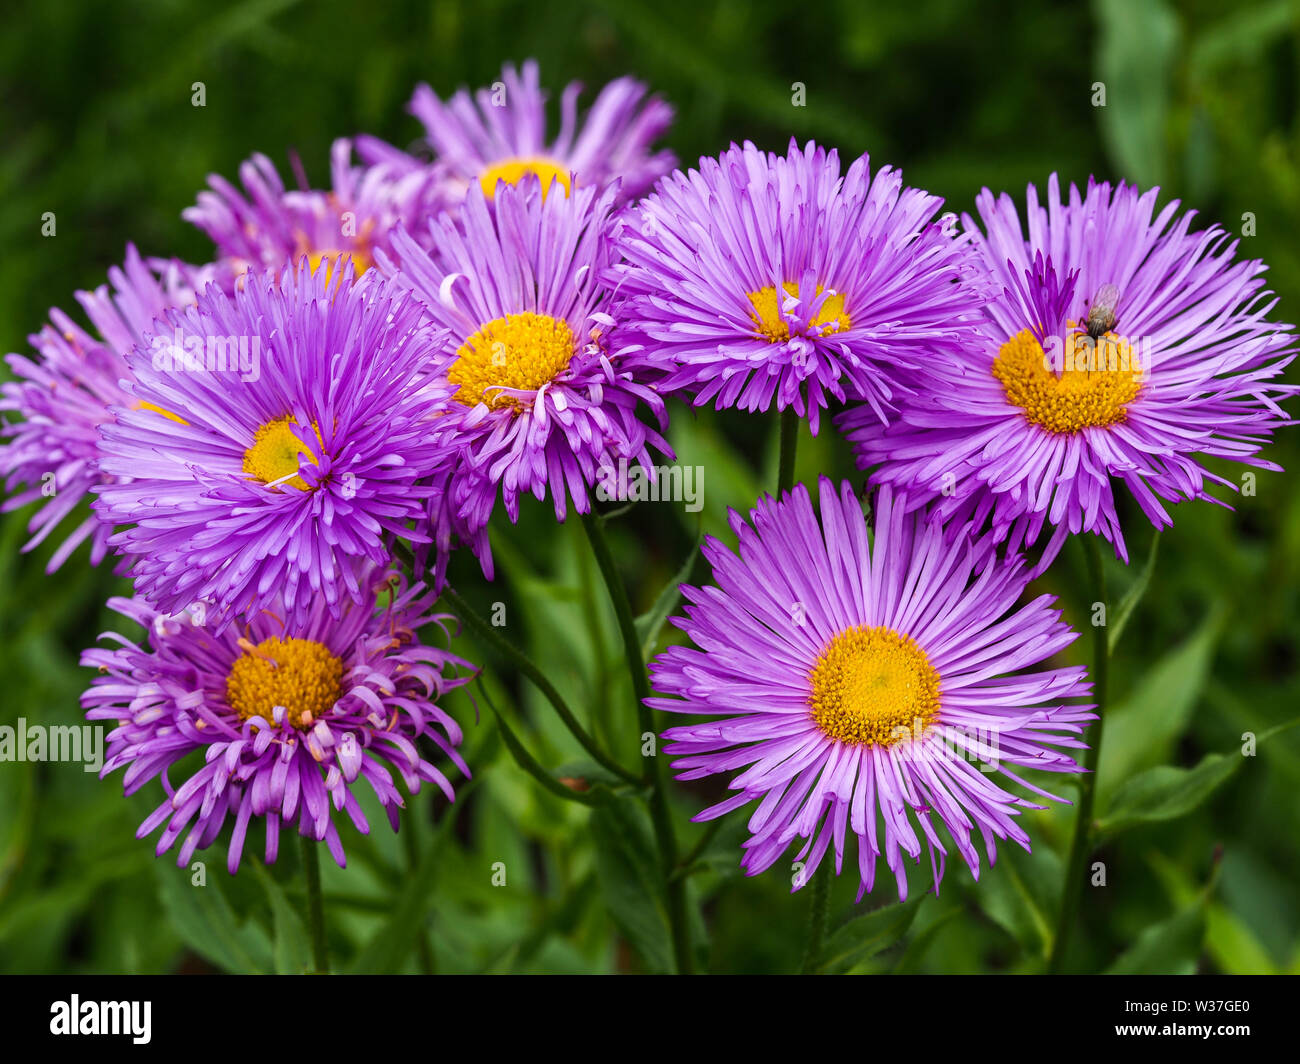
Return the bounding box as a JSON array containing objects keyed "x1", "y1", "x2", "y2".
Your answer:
[{"x1": 840, "y1": 174, "x2": 1297, "y2": 562}]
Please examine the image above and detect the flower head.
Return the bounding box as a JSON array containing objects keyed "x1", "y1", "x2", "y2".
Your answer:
[
  {"x1": 95, "y1": 262, "x2": 454, "y2": 629},
  {"x1": 82, "y1": 566, "x2": 474, "y2": 873},
  {"x1": 649, "y1": 478, "x2": 1093, "y2": 900},
  {"x1": 385, "y1": 177, "x2": 669, "y2": 578},
  {"x1": 358, "y1": 59, "x2": 675, "y2": 211},
  {"x1": 611, "y1": 140, "x2": 979, "y2": 432},
  {"x1": 185, "y1": 138, "x2": 447, "y2": 282},
  {"x1": 1, "y1": 246, "x2": 214, "y2": 570},
  {"x1": 841, "y1": 174, "x2": 1297, "y2": 562}
]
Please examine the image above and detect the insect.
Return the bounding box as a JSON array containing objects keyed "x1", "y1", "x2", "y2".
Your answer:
[{"x1": 1084, "y1": 283, "x2": 1120, "y2": 339}]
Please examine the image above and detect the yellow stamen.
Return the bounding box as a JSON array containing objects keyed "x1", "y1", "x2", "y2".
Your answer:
[
  {"x1": 993, "y1": 328, "x2": 1143, "y2": 435},
  {"x1": 135, "y1": 399, "x2": 188, "y2": 425},
  {"x1": 243, "y1": 416, "x2": 322, "y2": 491},
  {"x1": 478, "y1": 157, "x2": 572, "y2": 199},
  {"x1": 808, "y1": 625, "x2": 940, "y2": 747},
  {"x1": 226, "y1": 636, "x2": 343, "y2": 730},
  {"x1": 747, "y1": 282, "x2": 851, "y2": 343},
  {"x1": 306, "y1": 248, "x2": 371, "y2": 282},
  {"x1": 449, "y1": 312, "x2": 576, "y2": 410}
]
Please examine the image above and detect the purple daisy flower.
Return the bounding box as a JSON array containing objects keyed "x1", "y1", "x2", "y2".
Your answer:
[
  {"x1": 384, "y1": 177, "x2": 669, "y2": 578},
  {"x1": 649, "y1": 478, "x2": 1093, "y2": 900},
  {"x1": 81, "y1": 565, "x2": 475, "y2": 873},
  {"x1": 1, "y1": 246, "x2": 215, "y2": 570},
  {"x1": 610, "y1": 139, "x2": 979, "y2": 433},
  {"x1": 358, "y1": 58, "x2": 675, "y2": 211},
  {"x1": 95, "y1": 262, "x2": 454, "y2": 630},
  {"x1": 184, "y1": 137, "x2": 447, "y2": 283},
  {"x1": 840, "y1": 174, "x2": 1297, "y2": 562}
]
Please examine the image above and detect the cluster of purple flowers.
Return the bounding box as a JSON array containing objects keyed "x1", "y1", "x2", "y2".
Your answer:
[{"x1": 3, "y1": 60, "x2": 1292, "y2": 900}]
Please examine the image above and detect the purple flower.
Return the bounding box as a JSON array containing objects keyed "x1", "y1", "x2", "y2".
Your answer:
[
  {"x1": 358, "y1": 59, "x2": 675, "y2": 211},
  {"x1": 95, "y1": 262, "x2": 455, "y2": 630},
  {"x1": 1, "y1": 246, "x2": 215, "y2": 570},
  {"x1": 611, "y1": 140, "x2": 979, "y2": 433},
  {"x1": 649, "y1": 478, "x2": 1093, "y2": 900},
  {"x1": 184, "y1": 138, "x2": 447, "y2": 282},
  {"x1": 82, "y1": 565, "x2": 475, "y2": 873},
  {"x1": 384, "y1": 177, "x2": 669, "y2": 579},
  {"x1": 840, "y1": 175, "x2": 1297, "y2": 562}
]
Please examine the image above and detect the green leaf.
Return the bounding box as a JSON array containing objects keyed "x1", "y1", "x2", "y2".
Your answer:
[
  {"x1": 590, "y1": 795, "x2": 673, "y2": 973},
  {"x1": 153, "y1": 862, "x2": 272, "y2": 974},
  {"x1": 1188, "y1": 0, "x2": 1291, "y2": 75},
  {"x1": 634, "y1": 533, "x2": 704, "y2": 660},
  {"x1": 486, "y1": 683, "x2": 607, "y2": 807},
  {"x1": 893, "y1": 904, "x2": 963, "y2": 974},
  {"x1": 1146, "y1": 838, "x2": 1284, "y2": 975},
  {"x1": 1098, "y1": 607, "x2": 1223, "y2": 800},
  {"x1": 1108, "y1": 532, "x2": 1159, "y2": 653},
  {"x1": 251, "y1": 862, "x2": 311, "y2": 975},
  {"x1": 348, "y1": 778, "x2": 479, "y2": 974},
  {"x1": 1105, "y1": 899, "x2": 1206, "y2": 974},
  {"x1": 1204, "y1": 905, "x2": 1279, "y2": 975},
  {"x1": 1098, "y1": 752, "x2": 1239, "y2": 835},
  {"x1": 975, "y1": 841, "x2": 1062, "y2": 960},
  {"x1": 1094, "y1": 0, "x2": 1180, "y2": 187},
  {"x1": 817, "y1": 894, "x2": 924, "y2": 974}
]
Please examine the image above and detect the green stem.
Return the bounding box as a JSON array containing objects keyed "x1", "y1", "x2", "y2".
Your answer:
[
  {"x1": 300, "y1": 834, "x2": 329, "y2": 975},
  {"x1": 401, "y1": 811, "x2": 436, "y2": 974},
  {"x1": 799, "y1": 862, "x2": 831, "y2": 974},
  {"x1": 777, "y1": 407, "x2": 799, "y2": 495},
  {"x1": 670, "y1": 818, "x2": 725, "y2": 882},
  {"x1": 483, "y1": 679, "x2": 605, "y2": 807},
  {"x1": 439, "y1": 585, "x2": 639, "y2": 786},
  {"x1": 580, "y1": 512, "x2": 694, "y2": 976},
  {"x1": 1048, "y1": 535, "x2": 1109, "y2": 973}
]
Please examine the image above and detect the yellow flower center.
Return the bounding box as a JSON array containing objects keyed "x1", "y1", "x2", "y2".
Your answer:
[
  {"x1": 449, "y1": 312, "x2": 576, "y2": 410},
  {"x1": 135, "y1": 399, "x2": 188, "y2": 425},
  {"x1": 808, "y1": 625, "x2": 940, "y2": 747},
  {"x1": 747, "y1": 282, "x2": 851, "y2": 343},
  {"x1": 993, "y1": 328, "x2": 1143, "y2": 434},
  {"x1": 226, "y1": 636, "x2": 343, "y2": 730},
  {"x1": 243, "y1": 416, "x2": 322, "y2": 491},
  {"x1": 478, "y1": 157, "x2": 573, "y2": 199},
  {"x1": 306, "y1": 248, "x2": 371, "y2": 282}
]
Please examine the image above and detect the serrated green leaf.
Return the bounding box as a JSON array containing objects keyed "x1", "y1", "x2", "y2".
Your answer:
[{"x1": 817, "y1": 894, "x2": 924, "y2": 974}]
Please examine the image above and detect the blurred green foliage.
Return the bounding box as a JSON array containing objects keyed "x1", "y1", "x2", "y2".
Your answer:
[{"x1": 0, "y1": 0, "x2": 1297, "y2": 974}]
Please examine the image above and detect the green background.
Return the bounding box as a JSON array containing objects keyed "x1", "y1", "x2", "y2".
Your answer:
[{"x1": 0, "y1": 0, "x2": 1297, "y2": 974}]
